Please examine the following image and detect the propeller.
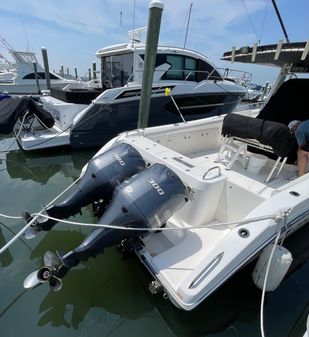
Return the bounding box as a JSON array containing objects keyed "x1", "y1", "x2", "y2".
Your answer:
[
  {"x1": 22, "y1": 210, "x2": 42, "y2": 240},
  {"x1": 24, "y1": 225, "x2": 41, "y2": 240},
  {"x1": 23, "y1": 251, "x2": 63, "y2": 292}
]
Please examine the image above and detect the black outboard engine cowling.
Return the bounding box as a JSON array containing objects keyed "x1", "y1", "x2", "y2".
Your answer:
[
  {"x1": 39, "y1": 143, "x2": 145, "y2": 231},
  {"x1": 59, "y1": 163, "x2": 189, "y2": 269}
]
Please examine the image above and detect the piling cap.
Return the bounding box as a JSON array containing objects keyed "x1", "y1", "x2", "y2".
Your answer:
[{"x1": 149, "y1": 0, "x2": 164, "y2": 10}]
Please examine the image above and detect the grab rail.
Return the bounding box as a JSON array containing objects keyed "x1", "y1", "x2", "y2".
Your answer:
[
  {"x1": 203, "y1": 166, "x2": 221, "y2": 180},
  {"x1": 125, "y1": 68, "x2": 252, "y2": 85}
]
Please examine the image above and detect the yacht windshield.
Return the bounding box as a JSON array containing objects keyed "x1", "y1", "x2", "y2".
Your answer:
[{"x1": 101, "y1": 53, "x2": 134, "y2": 89}]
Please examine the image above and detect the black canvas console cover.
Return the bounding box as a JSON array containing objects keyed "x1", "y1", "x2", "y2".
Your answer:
[
  {"x1": 222, "y1": 114, "x2": 298, "y2": 158},
  {"x1": 27, "y1": 99, "x2": 54, "y2": 128},
  {"x1": 0, "y1": 97, "x2": 54, "y2": 134},
  {"x1": 0, "y1": 97, "x2": 29, "y2": 134}
]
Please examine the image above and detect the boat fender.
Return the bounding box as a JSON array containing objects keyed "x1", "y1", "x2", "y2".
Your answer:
[{"x1": 252, "y1": 244, "x2": 293, "y2": 291}]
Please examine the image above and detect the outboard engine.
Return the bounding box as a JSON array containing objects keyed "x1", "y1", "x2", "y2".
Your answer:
[
  {"x1": 24, "y1": 164, "x2": 189, "y2": 291},
  {"x1": 25, "y1": 143, "x2": 145, "y2": 237}
]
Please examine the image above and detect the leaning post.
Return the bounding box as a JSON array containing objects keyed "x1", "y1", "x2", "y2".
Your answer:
[{"x1": 137, "y1": 0, "x2": 164, "y2": 128}]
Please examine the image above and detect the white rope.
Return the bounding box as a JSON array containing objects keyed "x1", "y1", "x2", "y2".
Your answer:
[
  {"x1": 26, "y1": 212, "x2": 278, "y2": 232},
  {"x1": 0, "y1": 176, "x2": 80, "y2": 254},
  {"x1": 0, "y1": 110, "x2": 31, "y2": 153},
  {"x1": 0, "y1": 213, "x2": 22, "y2": 219},
  {"x1": 0, "y1": 209, "x2": 281, "y2": 233},
  {"x1": 15, "y1": 110, "x2": 31, "y2": 139},
  {"x1": 259, "y1": 210, "x2": 289, "y2": 337}
]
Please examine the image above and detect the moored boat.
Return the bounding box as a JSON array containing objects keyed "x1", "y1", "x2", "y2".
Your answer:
[
  {"x1": 21, "y1": 41, "x2": 309, "y2": 312},
  {"x1": 13, "y1": 28, "x2": 248, "y2": 151}
]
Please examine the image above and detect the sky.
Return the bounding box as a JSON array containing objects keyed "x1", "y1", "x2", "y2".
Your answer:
[{"x1": 0, "y1": 0, "x2": 308, "y2": 84}]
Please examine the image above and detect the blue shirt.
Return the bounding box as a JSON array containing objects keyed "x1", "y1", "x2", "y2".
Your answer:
[{"x1": 295, "y1": 120, "x2": 309, "y2": 146}]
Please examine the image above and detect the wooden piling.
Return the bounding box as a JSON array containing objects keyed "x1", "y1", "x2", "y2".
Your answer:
[
  {"x1": 137, "y1": 1, "x2": 164, "y2": 128},
  {"x1": 41, "y1": 47, "x2": 51, "y2": 90},
  {"x1": 32, "y1": 61, "x2": 41, "y2": 94}
]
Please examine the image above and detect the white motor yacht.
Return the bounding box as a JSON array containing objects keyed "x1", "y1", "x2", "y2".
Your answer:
[
  {"x1": 14, "y1": 29, "x2": 248, "y2": 151},
  {"x1": 0, "y1": 49, "x2": 80, "y2": 95}
]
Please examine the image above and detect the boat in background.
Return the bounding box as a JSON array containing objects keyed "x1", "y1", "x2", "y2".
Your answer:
[
  {"x1": 22, "y1": 40, "x2": 309, "y2": 311},
  {"x1": 0, "y1": 49, "x2": 84, "y2": 95},
  {"x1": 0, "y1": 52, "x2": 15, "y2": 74},
  {"x1": 14, "y1": 28, "x2": 248, "y2": 151},
  {"x1": 244, "y1": 81, "x2": 271, "y2": 102}
]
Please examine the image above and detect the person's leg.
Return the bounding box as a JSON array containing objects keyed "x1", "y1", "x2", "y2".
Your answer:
[{"x1": 297, "y1": 148, "x2": 309, "y2": 176}]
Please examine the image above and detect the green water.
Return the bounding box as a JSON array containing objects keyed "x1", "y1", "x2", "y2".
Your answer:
[{"x1": 0, "y1": 135, "x2": 308, "y2": 337}]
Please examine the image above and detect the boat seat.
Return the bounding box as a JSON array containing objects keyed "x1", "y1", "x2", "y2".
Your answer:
[
  {"x1": 217, "y1": 114, "x2": 298, "y2": 182},
  {"x1": 217, "y1": 136, "x2": 287, "y2": 182}
]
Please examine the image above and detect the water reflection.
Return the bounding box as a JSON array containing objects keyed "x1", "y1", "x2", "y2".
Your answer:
[
  {"x1": 28, "y1": 230, "x2": 153, "y2": 329},
  {"x1": 0, "y1": 224, "x2": 13, "y2": 267},
  {"x1": 5, "y1": 149, "x2": 92, "y2": 184}
]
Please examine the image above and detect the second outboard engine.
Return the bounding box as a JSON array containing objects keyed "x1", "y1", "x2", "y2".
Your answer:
[
  {"x1": 25, "y1": 143, "x2": 145, "y2": 237},
  {"x1": 24, "y1": 164, "x2": 189, "y2": 291}
]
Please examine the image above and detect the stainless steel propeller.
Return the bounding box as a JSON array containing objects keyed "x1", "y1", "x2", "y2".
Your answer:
[
  {"x1": 22, "y1": 210, "x2": 42, "y2": 240},
  {"x1": 23, "y1": 251, "x2": 63, "y2": 291}
]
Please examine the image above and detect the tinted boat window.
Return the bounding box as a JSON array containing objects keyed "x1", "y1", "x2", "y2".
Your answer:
[
  {"x1": 22, "y1": 72, "x2": 59, "y2": 80},
  {"x1": 197, "y1": 60, "x2": 222, "y2": 81},
  {"x1": 165, "y1": 55, "x2": 184, "y2": 80},
  {"x1": 101, "y1": 53, "x2": 134, "y2": 89},
  {"x1": 184, "y1": 57, "x2": 197, "y2": 81},
  {"x1": 141, "y1": 53, "x2": 221, "y2": 82}
]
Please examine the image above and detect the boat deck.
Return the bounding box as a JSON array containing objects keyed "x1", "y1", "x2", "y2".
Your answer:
[
  {"x1": 128, "y1": 133, "x2": 299, "y2": 201},
  {"x1": 187, "y1": 148, "x2": 298, "y2": 199}
]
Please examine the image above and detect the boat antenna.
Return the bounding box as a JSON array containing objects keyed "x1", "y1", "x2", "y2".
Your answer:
[
  {"x1": 258, "y1": 0, "x2": 270, "y2": 44},
  {"x1": 241, "y1": 0, "x2": 260, "y2": 44},
  {"x1": 120, "y1": 11, "x2": 123, "y2": 28},
  {"x1": 21, "y1": 18, "x2": 31, "y2": 52},
  {"x1": 270, "y1": 0, "x2": 290, "y2": 42},
  {"x1": 0, "y1": 34, "x2": 14, "y2": 51},
  {"x1": 183, "y1": 3, "x2": 193, "y2": 48}
]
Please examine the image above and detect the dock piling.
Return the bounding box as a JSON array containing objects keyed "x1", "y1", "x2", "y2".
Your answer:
[
  {"x1": 41, "y1": 47, "x2": 51, "y2": 90},
  {"x1": 137, "y1": 1, "x2": 164, "y2": 129},
  {"x1": 32, "y1": 61, "x2": 41, "y2": 94},
  {"x1": 92, "y1": 62, "x2": 97, "y2": 80}
]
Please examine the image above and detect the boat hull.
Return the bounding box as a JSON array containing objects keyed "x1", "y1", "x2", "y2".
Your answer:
[
  {"x1": 0, "y1": 81, "x2": 71, "y2": 95},
  {"x1": 70, "y1": 92, "x2": 243, "y2": 149}
]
